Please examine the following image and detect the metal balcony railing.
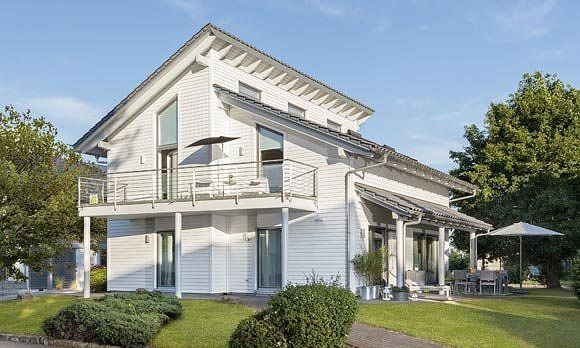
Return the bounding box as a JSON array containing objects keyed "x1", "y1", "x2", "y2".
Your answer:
[{"x1": 78, "y1": 159, "x2": 318, "y2": 209}]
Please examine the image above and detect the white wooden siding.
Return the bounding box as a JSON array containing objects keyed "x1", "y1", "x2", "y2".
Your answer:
[
  {"x1": 212, "y1": 58, "x2": 359, "y2": 133},
  {"x1": 107, "y1": 219, "x2": 154, "y2": 291}
]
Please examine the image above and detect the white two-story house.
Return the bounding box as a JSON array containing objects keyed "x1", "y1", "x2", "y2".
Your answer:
[{"x1": 74, "y1": 23, "x2": 490, "y2": 298}]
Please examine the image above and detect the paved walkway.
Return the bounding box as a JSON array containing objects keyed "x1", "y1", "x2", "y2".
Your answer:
[
  {"x1": 0, "y1": 342, "x2": 42, "y2": 348},
  {"x1": 347, "y1": 323, "x2": 440, "y2": 348},
  {"x1": 192, "y1": 294, "x2": 441, "y2": 348}
]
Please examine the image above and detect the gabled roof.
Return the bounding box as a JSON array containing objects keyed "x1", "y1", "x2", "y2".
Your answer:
[
  {"x1": 356, "y1": 183, "x2": 491, "y2": 231},
  {"x1": 214, "y1": 84, "x2": 477, "y2": 193},
  {"x1": 73, "y1": 23, "x2": 373, "y2": 149}
]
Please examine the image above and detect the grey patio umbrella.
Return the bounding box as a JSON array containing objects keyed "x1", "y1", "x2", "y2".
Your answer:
[
  {"x1": 484, "y1": 222, "x2": 563, "y2": 291},
  {"x1": 186, "y1": 136, "x2": 239, "y2": 148}
]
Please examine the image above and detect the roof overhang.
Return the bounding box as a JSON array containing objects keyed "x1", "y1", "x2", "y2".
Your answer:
[
  {"x1": 215, "y1": 85, "x2": 374, "y2": 157},
  {"x1": 356, "y1": 183, "x2": 491, "y2": 232}
]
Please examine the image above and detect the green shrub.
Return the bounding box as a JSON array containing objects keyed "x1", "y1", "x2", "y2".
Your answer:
[
  {"x1": 43, "y1": 301, "x2": 161, "y2": 347},
  {"x1": 571, "y1": 250, "x2": 580, "y2": 300},
  {"x1": 352, "y1": 248, "x2": 385, "y2": 286},
  {"x1": 449, "y1": 250, "x2": 469, "y2": 271},
  {"x1": 229, "y1": 316, "x2": 287, "y2": 348},
  {"x1": 96, "y1": 290, "x2": 182, "y2": 321},
  {"x1": 43, "y1": 290, "x2": 182, "y2": 347},
  {"x1": 90, "y1": 265, "x2": 107, "y2": 292},
  {"x1": 267, "y1": 281, "x2": 357, "y2": 347}
]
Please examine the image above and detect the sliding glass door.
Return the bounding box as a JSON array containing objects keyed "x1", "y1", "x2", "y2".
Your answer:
[
  {"x1": 413, "y1": 233, "x2": 438, "y2": 284},
  {"x1": 258, "y1": 126, "x2": 284, "y2": 193},
  {"x1": 258, "y1": 228, "x2": 282, "y2": 289},
  {"x1": 157, "y1": 231, "x2": 175, "y2": 288}
]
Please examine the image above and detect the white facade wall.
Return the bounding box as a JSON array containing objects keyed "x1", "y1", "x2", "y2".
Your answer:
[{"x1": 105, "y1": 42, "x2": 455, "y2": 293}]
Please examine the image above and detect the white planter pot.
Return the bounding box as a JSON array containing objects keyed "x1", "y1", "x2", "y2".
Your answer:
[{"x1": 359, "y1": 285, "x2": 380, "y2": 300}]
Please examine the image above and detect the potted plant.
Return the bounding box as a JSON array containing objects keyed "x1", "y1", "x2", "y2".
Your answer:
[
  {"x1": 53, "y1": 277, "x2": 65, "y2": 290},
  {"x1": 352, "y1": 248, "x2": 385, "y2": 300},
  {"x1": 391, "y1": 286, "x2": 410, "y2": 302}
]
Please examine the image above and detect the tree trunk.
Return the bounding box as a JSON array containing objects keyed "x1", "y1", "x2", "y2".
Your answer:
[{"x1": 544, "y1": 259, "x2": 562, "y2": 288}]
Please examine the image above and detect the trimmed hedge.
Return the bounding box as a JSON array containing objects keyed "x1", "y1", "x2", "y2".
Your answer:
[
  {"x1": 90, "y1": 265, "x2": 107, "y2": 292},
  {"x1": 43, "y1": 290, "x2": 182, "y2": 347},
  {"x1": 229, "y1": 316, "x2": 287, "y2": 348},
  {"x1": 229, "y1": 278, "x2": 358, "y2": 348}
]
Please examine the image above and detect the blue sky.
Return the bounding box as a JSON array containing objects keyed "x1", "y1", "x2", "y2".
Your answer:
[{"x1": 1, "y1": 0, "x2": 578, "y2": 171}]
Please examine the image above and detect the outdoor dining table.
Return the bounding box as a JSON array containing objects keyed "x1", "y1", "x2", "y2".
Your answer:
[{"x1": 465, "y1": 271, "x2": 509, "y2": 295}]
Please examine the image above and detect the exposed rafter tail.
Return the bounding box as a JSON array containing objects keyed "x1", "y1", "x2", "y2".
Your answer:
[
  {"x1": 216, "y1": 44, "x2": 233, "y2": 59},
  {"x1": 228, "y1": 52, "x2": 247, "y2": 67},
  {"x1": 241, "y1": 59, "x2": 262, "y2": 73},
  {"x1": 280, "y1": 77, "x2": 299, "y2": 90},
  {"x1": 254, "y1": 66, "x2": 275, "y2": 80},
  {"x1": 291, "y1": 83, "x2": 310, "y2": 96},
  {"x1": 267, "y1": 72, "x2": 287, "y2": 85}
]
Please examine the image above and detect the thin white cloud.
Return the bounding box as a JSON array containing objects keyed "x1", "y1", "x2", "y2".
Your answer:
[
  {"x1": 161, "y1": 0, "x2": 207, "y2": 21},
  {"x1": 530, "y1": 47, "x2": 566, "y2": 61},
  {"x1": 304, "y1": 0, "x2": 388, "y2": 32},
  {"x1": 0, "y1": 88, "x2": 104, "y2": 144},
  {"x1": 395, "y1": 97, "x2": 431, "y2": 109},
  {"x1": 22, "y1": 96, "x2": 102, "y2": 123},
  {"x1": 494, "y1": 0, "x2": 556, "y2": 41},
  {"x1": 307, "y1": 0, "x2": 348, "y2": 17}
]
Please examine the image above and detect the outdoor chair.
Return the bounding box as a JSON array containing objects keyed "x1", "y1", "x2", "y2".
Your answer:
[
  {"x1": 479, "y1": 270, "x2": 497, "y2": 295},
  {"x1": 452, "y1": 270, "x2": 475, "y2": 294}
]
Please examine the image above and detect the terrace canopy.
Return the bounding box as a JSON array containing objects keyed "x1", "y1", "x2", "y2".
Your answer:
[{"x1": 484, "y1": 222, "x2": 563, "y2": 291}]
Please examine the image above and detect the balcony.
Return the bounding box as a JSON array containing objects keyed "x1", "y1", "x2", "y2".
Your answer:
[{"x1": 77, "y1": 159, "x2": 318, "y2": 217}]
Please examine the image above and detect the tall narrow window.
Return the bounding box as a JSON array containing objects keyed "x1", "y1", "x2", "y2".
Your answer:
[
  {"x1": 327, "y1": 119, "x2": 341, "y2": 132},
  {"x1": 158, "y1": 100, "x2": 177, "y2": 147},
  {"x1": 157, "y1": 100, "x2": 178, "y2": 200},
  {"x1": 239, "y1": 82, "x2": 261, "y2": 101},
  {"x1": 288, "y1": 103, "x2": 305, "y2": 118},
  {"x1": 258, "y1": 126, "x2": 283, "y2": 193}
]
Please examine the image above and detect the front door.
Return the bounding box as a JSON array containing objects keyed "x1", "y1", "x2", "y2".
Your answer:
[
  {"x1": 369, "y1": 226, "x2": 388, "y2": 284},
  {"x1": 257, "y1": 228, "x2": 282, "y2": 289},
  {"x1": 157, "y1": 231, "x2": 175, "y2": 288}
]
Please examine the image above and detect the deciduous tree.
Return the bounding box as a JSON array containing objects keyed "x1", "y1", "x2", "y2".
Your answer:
[{"x1": 450, "y1": 72, "x2": 580, "y2": 287}]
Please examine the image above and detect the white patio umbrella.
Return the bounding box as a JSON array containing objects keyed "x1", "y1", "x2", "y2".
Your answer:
[{"x1": 483, "y1": 222, "x2": 563, "y2": 291}]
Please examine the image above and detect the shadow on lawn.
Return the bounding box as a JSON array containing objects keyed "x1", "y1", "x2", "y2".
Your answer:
[{"x1": 461, "y1": 289, "x2": 580, "y2": 348}]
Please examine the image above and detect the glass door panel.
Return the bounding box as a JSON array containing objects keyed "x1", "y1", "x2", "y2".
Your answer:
[
  {"x1": 258, "y1": 126, "x2": 283, "y2": 193},
  {"x1": 157, "y1": 231, "x2": 175, "y2": 287},
  {"x1": 258, "y1": 228, "x2": 281, "y2": 289}
]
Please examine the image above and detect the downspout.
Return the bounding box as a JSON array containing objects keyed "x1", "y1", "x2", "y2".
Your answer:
[
  {"x1": 402, "y1": 215, "x2": 423, "y2": 283},
  {"x1": 345, "y1": 154, "x2": 388, "y2": 290}
]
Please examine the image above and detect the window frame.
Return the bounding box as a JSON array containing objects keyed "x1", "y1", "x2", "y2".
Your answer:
[
  {"x1": 239, "y1": 82, "x2": 261, "y2": 101},
  {"x1": 326, "y1": 119, "x2": 342, "y2": 132},
  {"x1": 156, "y1": 98, "x2": 178, "y2": 149},
  {"x1": 287, "y1": 103, "x2": 306, "y2": 118}
]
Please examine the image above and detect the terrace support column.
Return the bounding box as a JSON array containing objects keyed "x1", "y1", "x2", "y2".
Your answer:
[
  {"x1": 395, "y1": 217, "x2": 405, "y2": 288},
  {"x1": 175, "y1": 212, "x2": 182, "y2": 298},
  {"x1": 83, "y1": 216, "x2": 91, "y2": 299},
  {"x1": 438, "y1": 227, "x2": 446, "y2": 287},
  {"x1": 281, "y1": 208, "x2": 289, "y2": 288},
  {"x1": 469, "y1": 231, "x2": 477, "y2": 270}
]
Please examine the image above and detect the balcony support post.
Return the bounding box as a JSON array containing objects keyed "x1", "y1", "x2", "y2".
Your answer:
[
  {"x1": 83, "y1": 216, "x2": 91, "y2": 299},
  {"x1": 281, "y1": 207, "x2": 289, "y2": 287},
  {"x1": 175, "y1": 212, "x2": 182, "y2": 298}
]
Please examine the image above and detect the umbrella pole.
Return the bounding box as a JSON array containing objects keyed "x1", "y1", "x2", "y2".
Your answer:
[{"x1": 519, "y1": 235, "x2": 523, "y2": 291}]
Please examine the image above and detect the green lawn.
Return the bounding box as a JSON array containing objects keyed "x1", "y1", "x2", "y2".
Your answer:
[
  {"x1": 152, "y1": 300, "x2": 253, "y2": 348},
  {"x1": 0, "y1": 296, "x2": 78, "y2": 335},
  {"x1": 0, "y1": 296, "x2": 252, "y2": 348},
  {"x1": 358, "y1": 288, "x2": 580, "y2": 348},
  {"x1": 2, "y1": 290, "x2": 578, "y2": 348}
]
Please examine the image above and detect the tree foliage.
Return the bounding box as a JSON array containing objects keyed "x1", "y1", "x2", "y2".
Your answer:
[
  {"x1": 450, "y1": 72, "x2": 580, "y2": 287},
  {"x1": 0, "y1": 106, "x2": 105, "y2": 281}
]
